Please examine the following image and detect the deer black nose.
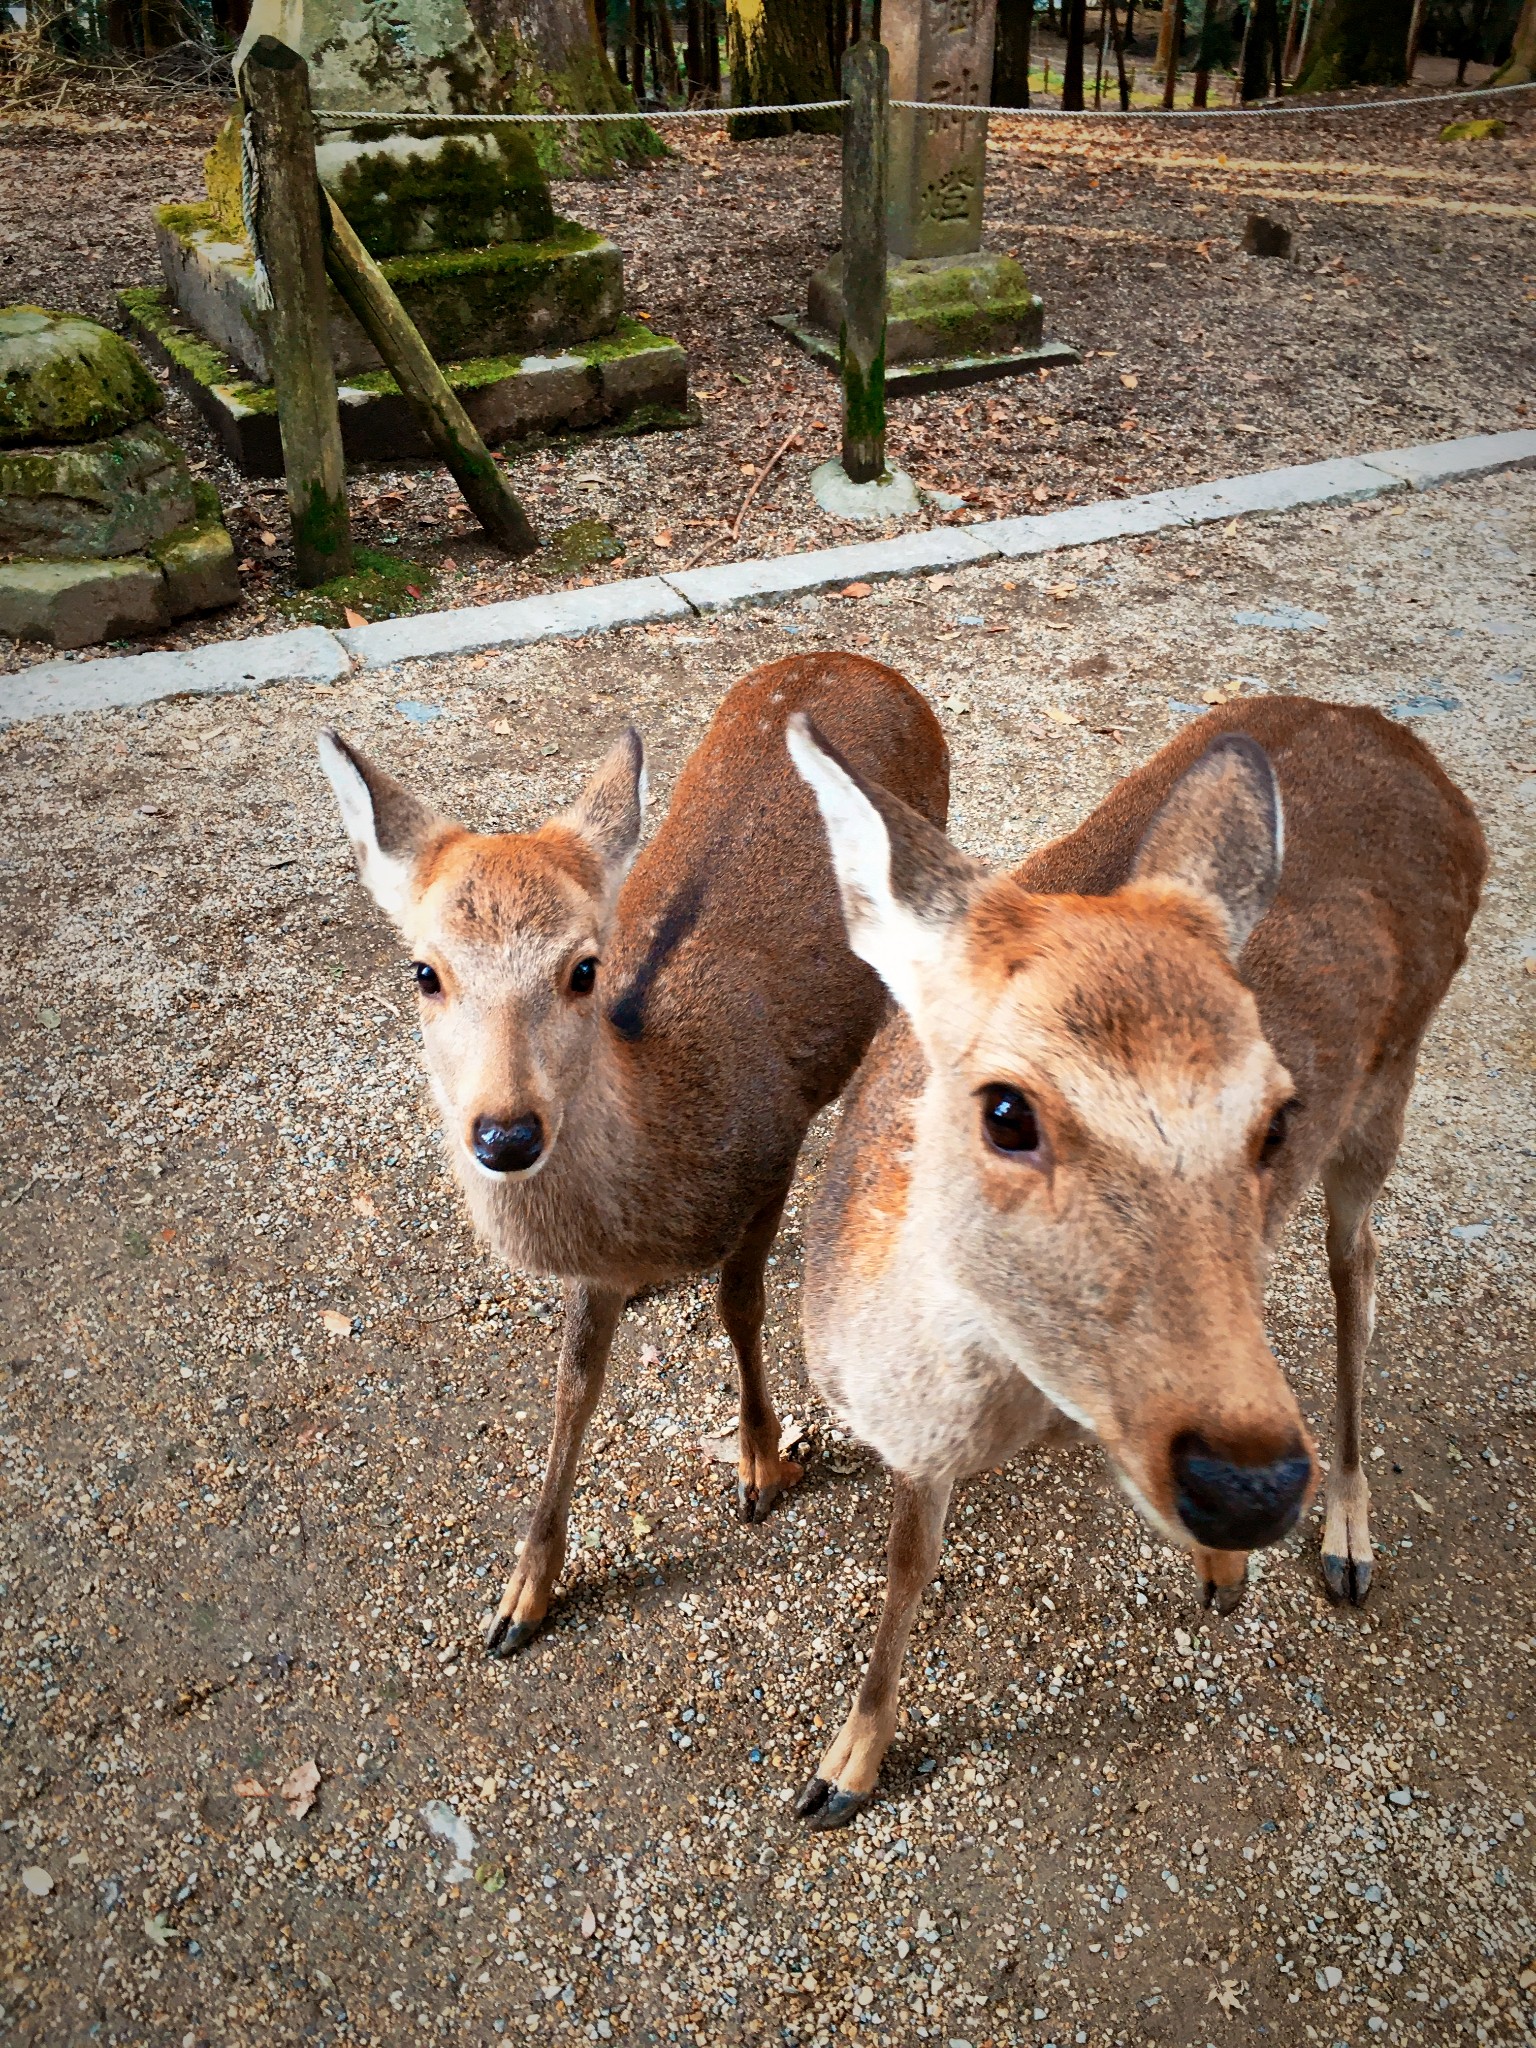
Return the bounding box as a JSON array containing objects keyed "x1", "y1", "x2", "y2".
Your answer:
[
  {"x1": 471, "y1": 1114, "x2": 544, "y2": 1175},
  {"x1": 1172, "y1": 1433, "x2": 1313, "y2": 1551}
]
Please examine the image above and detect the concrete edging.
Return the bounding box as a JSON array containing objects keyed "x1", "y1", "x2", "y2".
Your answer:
[{"x1": 4, "y1": 428, "x2": 1533, "y2": 727}]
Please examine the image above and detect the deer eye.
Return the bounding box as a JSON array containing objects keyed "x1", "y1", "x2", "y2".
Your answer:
[
  {"x1": 980, "y1": 1085, "x2": 1041, "y2": 1156},
  {"x1": 569, "y1": 956, "x2": 598, "y2": 996},
  {"x1": 1260, "y1": 1101, "x2": 1295, "y2": 1166},
  {"x1": 412, "y1": 961, "x2": 442, "y2": 997}
]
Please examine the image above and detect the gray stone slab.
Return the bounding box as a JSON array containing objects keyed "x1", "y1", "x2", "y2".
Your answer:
[
  {"x1": 0, "y1": 626, "x2": 350, "y2": 726},
  {"x1": 978, "y1": 489, "x2": 1194, "y2": 557},
  {"x1": 337, "y1": 578, "x2": 690, "y2": 669},
  {"x1": 1360, "y1": 431, "x2": 1536, "y2": 491},
  {"x1": 1167, "y1": 458, "x2": 1401, "y2": 525},
  {"x1": 666, "y1": 527, "x2": 996, "y2": 612}
]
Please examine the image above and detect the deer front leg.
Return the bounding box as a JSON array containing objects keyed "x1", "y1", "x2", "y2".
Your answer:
[
  {"x1": 795, "y1": 1472, "x2": 953, "y2": 1831},
  {"x1": 718, "y1": 1187, "x2": 803, "y2": 1524},
  {"x1": 485, "y1": 1280, "x2": 624, "y2": 1659},
  {"x1": 1321, "y1": 1160, "x2": 1379, "y2": 1605},
  {"x1": 1192, "y1": 1543, "x2": 1249, "y2": 1615}
]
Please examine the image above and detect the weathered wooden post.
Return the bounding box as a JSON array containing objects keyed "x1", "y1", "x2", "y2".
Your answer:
[
  {"x1": 240, "y1": 35, "x2": 352, "y2": 588},
  {"x1": 322, "y1": 199, "x2": 539, "y2": 558},
  {"x1": 840, "y1": 37, "x2": 889, "y2": 487}
]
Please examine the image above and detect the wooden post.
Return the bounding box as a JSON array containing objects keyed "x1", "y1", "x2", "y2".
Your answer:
[
  {"x1": 240, "y1": 35, "x2": 352, "y2": 588},
  {"x1": 840, "y1": 37, "x2": 888, "y2": 487},
  {"x1": 322, "y1": 198, "x2": 539, "y2": 558}
]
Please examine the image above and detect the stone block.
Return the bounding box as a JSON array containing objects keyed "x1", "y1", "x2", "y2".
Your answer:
[
  {"x1": 979, "y1": 489, "x2": 1194, "y2": 556},
  {"x1": 150, "y1": 484, "x2": 241, "y2": 617},
  {"x1": 809, "y1": 251, "x2": 1043, "y2": 366},
  {"x1": 0, "y1": 625, "x2": 349, "y2": 726},
  {"x1": 155, "y1": 206, "x2": 624, "y2": 382},
  {"x1": 317, "y1": 124, "x2": 554, "y2": 258},
  {"x1": 666, "y1": 525, "x2": 996, "y2": 612},
  {"x1": 124, "y1": 290, "x2": 689, "y2": 475},
  {"x1": 1167, "y1": 458, "x2": 1400, "y2": 524},
  {"x1": 1360, "y1": 432, "x2": 1536, "y2": 490},
  {"x1": 337, "y1": 576, "x2": 690, "y2": 669},
  {"x1": 0, "y1": 305, "x2": 162, "y2": 448},
  {"x1": 0, "y1": 555, "x2": 168, "y2": 649},
  {"x1": 0, "y1": 422, "x2": 195, "y2": 560}
]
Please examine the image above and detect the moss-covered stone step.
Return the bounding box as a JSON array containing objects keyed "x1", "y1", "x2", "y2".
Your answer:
[
  {"x1": 122, "y1": 287, "x2": 691, "y2": 477},
  {"x1": 155, "y1": 204, "x2": 623, "y2": 384},
  {"x1": 807, "y1": 251, "x2": 1051, "y2": 367},
  {"x1": 0, "y1": 421, "x2": 194, "y2": 559},
  {"x1": 770, "y1": 312, "x2": 1078, "y2": 396},
  {"x1": 0, "y1": 484, "x2": 238, "y2": 648}
]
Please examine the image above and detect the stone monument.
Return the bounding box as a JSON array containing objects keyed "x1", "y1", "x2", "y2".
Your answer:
[
  {"x1": 0, "y1": 307, "x2": 239, "y2": 649},
  {"x1": 779, "y1": 4, "x2": 1076, "y2": 390},
  {"x1": 120, "y1": 0, "x2": 689, "y2": 474}
]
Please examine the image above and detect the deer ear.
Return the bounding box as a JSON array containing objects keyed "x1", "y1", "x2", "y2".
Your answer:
[
  {"x1": 558, "y1": 726, "x2": 647, "y2": 884},
  {"x1": 1131, "y1": 732, "x2": 1284, "y2": 957},
  {"x1": 787, "y1": 711, "x2": 981, "y2": 1015},
  {"x1": 317, "y1": 729, "x2": 449, "y2": 927}
]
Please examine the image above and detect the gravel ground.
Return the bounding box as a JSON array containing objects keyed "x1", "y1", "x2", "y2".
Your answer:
[
  {"x1": 1, "y1": 472, "x2": 1533, "y2": 2048},
  {"x1": 0, "y1": 83, "x2": 1531, "y2": 669}
]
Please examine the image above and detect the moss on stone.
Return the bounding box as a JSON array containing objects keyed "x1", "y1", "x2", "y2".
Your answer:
[
  {"x1": 1439, "y1": 116, "x2": 1505, "y2": 141},
  {"x1": 490, "y1": 34, "x2": 662, "y2": 179},
  {"x1": 203, "y1": 112, "x2": 246, "y2": 238},
  {"x1": 572, "y1": 318, "x2": 672, "y2": 364},
  {"x1": 117, "y1": 289, "x2": 278, "y2": 415},
  {"x1": 539, "y1": 516, "x2": 624, "y2": 576},
  {"x1": 0, "y1": 306, "x2": 163, "y2": 449},
  {"x1": 324, "y1": 126, "x2": 555, "y2": 258}
]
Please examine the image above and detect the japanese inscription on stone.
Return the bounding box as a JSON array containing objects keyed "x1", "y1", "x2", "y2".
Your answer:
[{"x1": 883, "y1": 0, "x2": 999, "y2": 259}]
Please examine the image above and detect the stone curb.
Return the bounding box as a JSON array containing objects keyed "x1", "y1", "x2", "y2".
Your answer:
[{"x1": 4, "y1": 428, "x2": 1533, "y2": 728}]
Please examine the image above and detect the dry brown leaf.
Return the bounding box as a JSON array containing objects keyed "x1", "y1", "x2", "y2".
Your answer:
[
  {"x1": 342, "y1": 607, "x2": 367, "y2": 629},
  {"x1": 232, "y1": 1775, "x2": 267, "y2": 1799},
  {"x1": 1119, "y1": 371, "x2": 1139, "y2": 390},
  {"x1": 840, "y1": 582, "x2": 872, "y2": 599},
  {"x1": 927, "y1": 573, "x2": 956, "y2": 591},
  {"x1": 280, "y1": 1758, "x2": 321, "y2": 1819},
  {"x1": 491, "y1": 718, "x2": 514, "y2": 736},
  {"x1": 351, "y1": 1192, "x2": 377, "y2": 1219},
  {"x1": 1044, "y1": 706, "x2": 1076, "y2": 725},
  {"x1": 258, "y1": 528, "x2": 276, "y2": 547},
  {"x1": 320, "y1": 1309, "x2": 352, "y2": 1339}
]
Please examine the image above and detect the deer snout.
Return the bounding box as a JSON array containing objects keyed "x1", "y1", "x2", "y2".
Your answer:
[
  {"x1": 1171, "y1": 1431, "x2": 1314, "y2": 1552},
  {"x1": 471, "y1": 1113, "x2": 545, "y2": 1176}
]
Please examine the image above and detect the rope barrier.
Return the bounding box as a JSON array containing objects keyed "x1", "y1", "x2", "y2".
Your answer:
[{"x1": 312, "y1": 79, "x2": 1535, "y2": 125}]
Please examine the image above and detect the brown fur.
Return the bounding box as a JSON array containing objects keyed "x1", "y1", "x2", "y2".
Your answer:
[
  {"x1": 321, "y1": 655, "x2": 948, "y2": 1654},
  {"x1": 790, "y1": 696, "x2": 1484, "y2": 1826}
]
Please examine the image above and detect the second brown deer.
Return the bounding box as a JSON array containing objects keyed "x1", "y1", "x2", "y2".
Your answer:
[
  {"x1": 319, "y1": 654, "x2": 947, "y2": 1657},
  {"x1": 787, "y1": 696, "x2": 1484, "y2": 1826}
]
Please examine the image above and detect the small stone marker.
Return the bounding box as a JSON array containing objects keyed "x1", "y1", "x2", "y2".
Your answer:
[{"x1": 1243, "y1": 212, "x2": 1293, "y2": 259}]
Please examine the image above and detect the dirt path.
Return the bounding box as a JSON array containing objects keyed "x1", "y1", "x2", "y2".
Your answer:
[
  {"x1": 0, "y1": 471, "x2": 1532, "y2": 2047},
  {"x1": 1, "y1": 88, "x2": 1531, "y2": 665}
]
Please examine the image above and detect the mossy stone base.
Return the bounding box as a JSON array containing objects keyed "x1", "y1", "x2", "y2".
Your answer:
[
  {"x1": 0, "y1": 485, "x2": 238, "y2": 647},
  {"x1": 317, "y1": 124, "x2": 554, "y2": 257},
  {"x1": 1, "y1": 305, "x2": 163, "y2": 449},
  {"x1": 808, "y1": 252, "x2": 1044, "y2": 366},
  {"x1": 123, "y1": 288, "x2": 690, "y2": 476},
  {"x1": 0, "y1": 421, "x2": 195, "y2": 560},
  {"x1": 156, "y1": 206, "x2": 623, "y2": 383}
]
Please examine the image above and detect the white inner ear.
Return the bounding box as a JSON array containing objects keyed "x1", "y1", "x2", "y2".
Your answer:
[
  {"x1": 786, "y1": 716, "x2": 940, "y2": 1016},
  {"x1": 317, "y1": 732, "x2": 415, "y2": 927}
]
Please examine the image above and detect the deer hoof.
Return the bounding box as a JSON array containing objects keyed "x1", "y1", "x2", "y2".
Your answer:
[
  {"x1": 1321, "y1": 1551, "x2": 1372, "y2": 1606},
  {"x1": 736, "y1": 1459, "x2": 803, "y2": 1525},
  {"x1": 793, "y1": 1775, "x2": 871, "y2": 1831},
  {"x1": 485, "y1": 1612, "x2": 545, "y2": 1659},
  {"x1": 1202, "y1": 1576, "x2": 1247, "y2": 1617}
]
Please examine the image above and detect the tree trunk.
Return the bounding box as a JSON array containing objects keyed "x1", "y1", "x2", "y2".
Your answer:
[
  {"x1": 1062, "y1": 0, "x2": 1089, "y2": 104},
  {"x1": 993, "y1": 0, "x2": 1034, "y2": 101},
  {"x1": 469, "y1": 0, "x2": 661, "y2": 170},
  {"x1": 1155, "y1": 0, "x2": 1177, "y2": 73},
  {"x1": 1241, "y1": 0, "x2": 1283, "y2": 88},
  {"x1": 1493, "y1": 0, "x2": 1536, "y2": 78},
  {"x1": 1293, "y1": 0, "x2": 1411, "y2": 89},
  {"x1": 726, "y1": 0, "x2": 842, "y2": 135},
  {"x1": 1162, "y1": 0, "x2": 1183, "y2": 98},
  {"x1": 649, "y1": 0, "x2": 682, "y2": 94}
]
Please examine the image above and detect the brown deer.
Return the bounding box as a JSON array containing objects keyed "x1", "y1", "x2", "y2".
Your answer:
[
  {"x1": 786, "y1": 696, "x2": 1484, "y2": 1827},
  {"x1": 318, "y1": 654, "x2": 948, "y2": 1657}
]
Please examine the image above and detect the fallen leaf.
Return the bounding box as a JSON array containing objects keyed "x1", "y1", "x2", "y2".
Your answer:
[
  {"x1": 469, "y1": 655, "x2": 490, "y2": 670},
  {"x1": 350, "y1": 1192, "x2": 377, "y2": 1219},
  {"x1": 1207, "y1": 1979, "x2": 1246, "y2": 2013},
  {"x1": 406, "y1": 584, "x2": 423, "y2": 599},
  {"x1": 927, "y1": 573, "x2": 956, "y2": 591},
  {"x1": 1046, "y1": 580, "x2": 1078, "y2": 599},
  {"x1": 320, "y1": 1309, "x2": 353, "y2": 1340},
  {"x1": 1411, "y1": 1492, "x2": 1436, "y2": 1515},
  {"x1": 840, "y1": 582, "x2": 872, "y2": 599},
  {"x1": 342, "y1": 607, "x2": 367, "y2": 629},
  {"x1": 639, "y1": 1344, "x2": 661, "y2": 1369},
  {"x1": 581, "y1": 1904, "x2": 598, "y2": 1938},
  {"x1": 441, "y1": 557, "x2": 457, "y2": 573},
  {"x1": 699, "y1": 1429, "x2": 738, "y2": 1465},
  {"x1": 1031, "y1": 483, "x2": 1051, "y2": 502},
  {"x1": 143, "y1": 1912, "x2": 178, "y2": 1948},
  {"x1": 631, "y1": 1512, "x2": 653, "y2": 1539},
  {"x1": 281, "y1": 1758, "x2": 321, "y2": 1820},
  {"x1": 1119, "y1": 371, "x2": 1139, "y2": 390},
  {"x1": 232, "y1": 1776, "x2": 267, "y2": 1799},
  {"x1": 1224, "y1": 518, "x2": 1241, "y2": 536},
  {"x1": 654, "y1": 530, "x2": 674, "y2": 549},
  {"x1": 1044, "y1": 706, "x2": 1076, "y2": 725},
  {"x1": 491, "y1": 718, "x2": 514, "y2": 736},
  {"x1": 258, "y1": 528, "x2": 276, "y2": 547}
]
